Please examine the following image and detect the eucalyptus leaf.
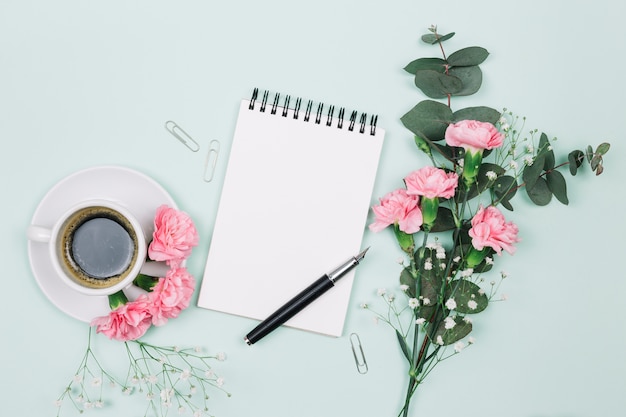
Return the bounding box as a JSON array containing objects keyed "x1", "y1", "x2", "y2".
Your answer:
[
  {"x1": 492, "y1": 175, "x2": 518, "y2": 205},
  {"x1": 526, "y1": 177, "x2": 552, "y2": 206},
  {"x1": 430, "y1": 206, "x2": 456, "y2": 232},
  {"x1": 447, "y1": 46, "x2": 489, "y2": 67},
  {"x1": 404, "y1": 57, "x2": 446, "y2": 74},
  {"x1": 400, "y1": 100, "x2": 453, "y2": 142},
  {"x1": 446, "y1": 279, "x2": 488, "y2": 314},
  {"x1": 591, "y1": 154, "x2": 602, "y2": 171},
  {"x1": 414, "y1": 70, "x2": 463, "y2": 98},
  {"x1": 416, "y1": 261, "x2": 444, "y2": 322},
  {"x1": 596, "y1": 142, "x2": 611, "y2": 155},
  {"x1": 522, "y1": 154, "x2": 545, "y2": 190},
  {"x1": 433, "y1": 316, "x2": 472, "y2": 346},
  {"x1": 448, "y1": 66, "x2": 483, "y2": 96},
  {"x1": 400, "y1": 267, "x2": 417, "y2": 298},
  {"x1": 452, "y1": 106, "x2": 501, "y2": 124},
  {"x1": 538, "y1": 133, "x2": 555, "y2": 170},
  {"x1": 568, "y1": 150, "x2": 584, "y2": 175},
  {"x1": 546, "y1": 170, "x2": 569, "y2": 205},
  {"x1": 421, "y1": 32, "x2": 455, "y2": 44}
]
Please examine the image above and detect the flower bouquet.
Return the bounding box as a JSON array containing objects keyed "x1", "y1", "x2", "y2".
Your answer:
[
  {"x1": 55, "y1": 205, "x2": 229, "y2": 417},
  {"x1": 367, "y1": 26, "x2": 609, "y2": 417}
]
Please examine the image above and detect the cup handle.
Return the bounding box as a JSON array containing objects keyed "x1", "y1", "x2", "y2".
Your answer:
[
  {"x1": 140, "y1": 261, "x2": 170, "y2": 278},
  {"x1": 122, "y1": 283, "x2": 149, "y2": 300},
  {"x1": 27, "y1": 225, "x2": 52, "y2": 242}
]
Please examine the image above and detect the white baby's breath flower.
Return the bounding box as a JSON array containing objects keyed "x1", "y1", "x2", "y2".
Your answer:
[
  {"x1": 461, "y1": 268, "x2": 473, "y2": 278},
  {"x1": 436, "y1": 335, "x2": 444, "y2": 345},
  {"x1": 463, "y1": 316, "x2": 473, "y2": 324},
  {"x1": 445, "y1": 298, "x2": 457, "y2": 310},
  {"x1": 501, "y1": 294, "x2": 509, "y2": 301},
  {"x1": 91, "y1": 377, "x2": 102, "y2": 386},
  {"x1": 485, "y1": 256, "x2": 493, "y2": 265},
  {"x1": 408, "y1": 298, "x2": 419, "y2": 309},
  {"x1": 468, "y1": 337, "x2": 476, "y2": 344},
  {"x1": 524, "y1": 155, "x2": 534, "y2": 166},
  {"x1": 486, "y1": 170, "x2": 497, "y2": 180},
  {"x1": 416, "y1": 318, "x2": 426, "y2": 325},
  {"x1": 205, "y1": 369, "x2": 215, "y2": 378},
  {"x1": 216, "y1": 377, "x2": 225, "y2": 387},
  {"x1": 424, "y1": 260, "x2": 433, "y2": 270},
  {"x1": 454, "y1": 342, "x2": 465, "y2": 353},
  {"x1": 435, "y1": 250, "x2": 446, "y2": 260},
  {"x1": 377, "y1": 288, "x2": 387, "y2": 296},
  {"x1": 422, "y1": 297, "x2": 431, "y2": 306},
  {"x1": 179, "y1": 369, "x2": 191, "y2": 381},
  {"x1": 216, "y1": 352, "x2": 227, "y2": 361},
  {"x1": 400, "y1": 284, "x2": 410, "y2": 292},
  {"x1": 444, "y1": 317, "x2": 456, "y2": 329},
  {"x1": 509, "y1": 160, "x2": 518, "y2": 170},
  {"x1": 467, "y1": 300, "x2": 478, "y2": 310}
]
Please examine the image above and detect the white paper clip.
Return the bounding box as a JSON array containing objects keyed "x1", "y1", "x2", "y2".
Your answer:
[
  {"x1": 165, "y1": 120, "x2": 200, "y2": 152},
  {"x1": 203, "y1": 140, "x2": 220, "y2": 182},
  {"x1": 350, "y1": 333, "x2": 368, "y2": 374}
]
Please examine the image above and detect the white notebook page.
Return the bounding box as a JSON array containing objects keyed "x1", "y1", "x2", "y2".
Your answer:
[{"x1": 197, "y1": 96, "x2": 385, "y2": 337}]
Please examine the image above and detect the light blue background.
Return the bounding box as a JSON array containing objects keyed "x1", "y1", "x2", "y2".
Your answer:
[{"x1": 2, "y1": 1, "x2": 625, "y2": 416}]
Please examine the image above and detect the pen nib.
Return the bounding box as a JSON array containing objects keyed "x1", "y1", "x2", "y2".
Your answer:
[{"x1": 355, "y1": 246, "x2": 370, "y2": 262}]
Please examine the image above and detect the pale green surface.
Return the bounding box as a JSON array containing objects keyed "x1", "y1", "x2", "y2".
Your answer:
[{"x1": 2, "y1": 0, "x2": 625, "y2": 416}]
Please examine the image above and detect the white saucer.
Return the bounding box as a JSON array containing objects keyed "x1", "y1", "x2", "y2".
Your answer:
[{"x1": 27, "y1": 165, "x2": 177, "y2": 323}]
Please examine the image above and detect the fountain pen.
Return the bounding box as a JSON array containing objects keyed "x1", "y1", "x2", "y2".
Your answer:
[{"x1": 244, "y1": 247, "x2": 370, "y2": 345}]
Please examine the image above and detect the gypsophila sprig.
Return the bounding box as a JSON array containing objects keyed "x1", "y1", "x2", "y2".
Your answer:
[
  {"x1": 55, "y1": 328, "x2": 230, "y2": 417},
  {"x1": 54, "y1": 206, "x2": 231, "y2": 417},
  {"x1": 369, "y1": 26, "x2": 611, "y2": 417}
]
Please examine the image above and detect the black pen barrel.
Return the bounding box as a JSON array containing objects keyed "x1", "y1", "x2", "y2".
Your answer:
[{"x1": 245, "y1": 275, "x2": 334, "y2": 345}]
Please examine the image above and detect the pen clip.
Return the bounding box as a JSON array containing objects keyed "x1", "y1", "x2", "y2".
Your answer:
[{"x1": 350, "y1": 333, "x2": 368, "y2": 374}]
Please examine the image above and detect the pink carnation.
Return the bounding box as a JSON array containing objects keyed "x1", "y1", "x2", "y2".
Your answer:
[
  {"x1": 91, "y1": 296, "x2": 152, "y2": 341},
  {"x1": 405, "y1": 166, "x2": 459, "y2": 199},
  {"x1": 445, "y1": 120, "x2": 504, "y2": 152},
  {"x1": 148, "y1": 267, "x2": 196, "y2": 326},
  {"x1": 148, "y1": 205, "x2": 199, "y2": 266},
  {"x1": 369, "y1": 189, "x2": 423, "y2": 234},
  {"x1": 468, "y1": 205, "x2": 520, "y2": 255}
]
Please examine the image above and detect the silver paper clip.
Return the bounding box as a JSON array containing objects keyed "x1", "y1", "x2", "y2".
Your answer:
[
  {"x1": 203, "y1": 140, "x2": 220, "y2": 182},
  {"x1": 350, "y1": 333, "x2": 368, "y2": 374},
  {"x1": 165, "y1": 120, "x2": 200, "y2": 152}
]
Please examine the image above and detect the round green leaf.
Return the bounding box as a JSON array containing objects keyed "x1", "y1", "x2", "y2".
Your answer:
[
  {"x1": 526, "y1": 177, "x2": 552, "y2": 206},
  {"x1": 522, "y1": 154, "x2": 545, "y2": 190},
  {"x1": 596, "y1": 142, "x2": 611, "y2": 156},
  {"x1": 448, "y1": 66, "x2": 483, "y2": 96},
  {"x1": 546, "y1": 170, "x2": 569, "y2": 205},
  {"x1": 430, "y1": 207, "x2": 456, "y2": 232},
  {"x1": 492, "y1": 175, "x2": 518, "y2": 204},
  {"x1": 538, "y1": 133, "x2": 555, "y2": 170},
  {"x1": 404, "y1": 57, "x2": 446, "y2": 74},
  {"x1": 400, "y1": 100, "x2": 453, "y2": 142},
  {"x1": 414, "y1": 70, "x2": 463, "y2": 98},
  {"x1": 447, "y1": 46, "x2": 489, "y2": 67},
  {"x1": 433, "y1": 316, "x2": 472, "y2": 346},
  {"x1": 452, "y1": 106, "x2": 501, "y2": 124},
  {"x1": 446, "y1": 279, "x2": 488, "y2": 314},
  {"x1": 421, "y1": 32, "x2": 455, "y2": 44}
]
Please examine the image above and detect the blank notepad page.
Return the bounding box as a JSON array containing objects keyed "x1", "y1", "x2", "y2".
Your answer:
[{"x1": 198, "y1": 91, "x2": 385, "y2": 337}]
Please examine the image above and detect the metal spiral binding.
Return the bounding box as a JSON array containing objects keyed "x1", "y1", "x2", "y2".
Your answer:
[{"x1": 248, "y1": 88, "x2": 378, "y2": 135}]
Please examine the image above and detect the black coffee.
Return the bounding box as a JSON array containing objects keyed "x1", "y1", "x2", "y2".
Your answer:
[
  {"x1": 71, "y1": 218, "x2": 134, "y2": 278},
  {"x1": 59, "y1": 206, "x2": 139, "y2": 289}
]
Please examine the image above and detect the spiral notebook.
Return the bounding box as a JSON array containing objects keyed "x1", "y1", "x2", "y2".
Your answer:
[{"x1": 197, "y1": 88, "x2": 385, "y2": 337}]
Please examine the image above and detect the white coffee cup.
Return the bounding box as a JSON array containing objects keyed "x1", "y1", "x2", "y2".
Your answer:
[{"x1": 27, "y1": 199, "x2": 165, "y2": 296}]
